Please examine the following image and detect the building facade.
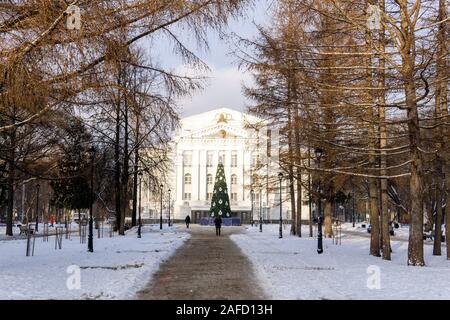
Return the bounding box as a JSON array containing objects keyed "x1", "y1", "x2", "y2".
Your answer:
[{"x1": 142, "y1": 107, "x2": 310, "y2": 223}]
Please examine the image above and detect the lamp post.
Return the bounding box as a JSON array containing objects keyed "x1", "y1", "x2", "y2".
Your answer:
[
  {"x1": 259, "y1": 184, "x2": 263, "y2": 232},
  {"x1": 168, "y1": 189, "x2": 171, "y2": 227},
  {"x1": 160, "y1": 184, "x2": 163, "y2": 230},
  {"x1": 315, "y1": 147, "x2": 324, "y2": 254},
  {"x1": 250, "y1": 189, "x2": 254, "y2": 227},
  {"x1": 88, "y1": 146, "x2": 96, "y2": 253},
  {"x1": 138, "y1": 172, "x2": 143, "y2": 238},
  {"x1": 35, "y1": 183, "x2": 40, "y2": 232},
  {"x1": 352, "y1": 190, "x2": 356, "y2": 228},
  {"x1": 278, "y1": 173, "x2": 283, "y2": 239}
]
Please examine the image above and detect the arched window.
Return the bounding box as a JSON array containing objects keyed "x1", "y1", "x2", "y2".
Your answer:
[
  {"x1": 207, "y1": 174, "x2": 213, "y2": 185},
  {"x1": 231, "y1": 174, "x2": 238, "y2": 185},
  {"x1": 184, "y1": 174, "x2": 192, "y2": 185}
]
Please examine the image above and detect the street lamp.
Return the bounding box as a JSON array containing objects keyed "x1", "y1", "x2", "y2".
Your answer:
[
  {"x1": 315, "y1": 147, "x2": 324, "y2": 254},
  {"x1": 278, "y1": 172, "x2": 283, "y2": 239},
  {"x1": 88, "y1": 146, "x2": 96, "y2": 253},
  {"x1": 259, "y1": 184, "x2": 263, "y2": 232},
  {"x1": 352, "y1": 191, "x2": 356, "y2": 228},
  {"x1": 138, "y1": 172, "x2": 143, "y2": 238},
  {"x1": 168, "y1": 189, "x2": 171, "y2": 227},
  {"x1": 250, "y1": 189, "x2": 254, "y2": 227},
  {"x1": 35, "y1": 183, "x2": 40, "y2": 232},
  {"x1": 160, "y1": 184, "x2": 163, "y2": 230}
]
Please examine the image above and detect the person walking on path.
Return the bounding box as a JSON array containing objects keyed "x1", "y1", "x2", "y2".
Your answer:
[
  {"x1": 49, "y1": 214, "x2": 55, "y2": 227},
  {"x1": 185, "y1": 215, "x2": 191, "y2": 228},
  {"x1": 214, "y1": 216, "x2": 222, "y2": 236}
]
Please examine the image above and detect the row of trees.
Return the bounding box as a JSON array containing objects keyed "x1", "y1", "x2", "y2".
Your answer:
[
  {"x1": 1, "y1": 1, "x2": 250, "y2": 236},
  {"x1": 241, "y1": 0, "x2": 448, "y2": 265}
]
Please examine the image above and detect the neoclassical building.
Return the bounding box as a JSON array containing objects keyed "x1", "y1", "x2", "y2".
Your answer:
[{"x1": 142, "y1": 107, "x2": 310, "y2": 223}]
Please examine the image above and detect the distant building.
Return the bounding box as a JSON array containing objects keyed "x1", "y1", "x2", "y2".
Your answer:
[{"x1": 141, "y1": 107, "x2": 310, "y2": 223}]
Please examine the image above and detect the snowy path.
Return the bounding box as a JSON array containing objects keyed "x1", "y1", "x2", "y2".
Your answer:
[
  {"x1": 137, "y1": 225, "x2": 267, "y2": 300},
  {"x1": 231, "y1": 224, "x2": 450, "y2": 300},
  {"x1": 0, "y1": 225, "x2": 189, "y2": 299}
]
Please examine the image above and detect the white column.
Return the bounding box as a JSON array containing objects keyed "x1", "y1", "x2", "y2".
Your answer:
[
  {"x1": 225, "y1": 149, "x2": 232, "y2": 195},
  {"x1": 191, "y1": 149, "x2": 199, "y2": 201},
  {"x1": 176, "y1": 150, "x2": 184, "y2": 218},
  {"x1": 198, "y1": 149, "x2": 207, "y2": 201}
]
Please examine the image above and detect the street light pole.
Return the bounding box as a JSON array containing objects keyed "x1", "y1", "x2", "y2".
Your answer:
[
  {"x1": 352, "y1": 190, "x2": 356, "y2": 228},
  {"x1": 88, "y1": 146, "x2": 96, "y2": 253},
  {"x1": 259, "y1": 184, "x2": 263, "y2": 232},
  {"x1": 35, "y1": 183, "x2": 40, "y2": 232},
  {"x1": 168, "y1": 189, "x2": 171, "y2": 227},
  {"x1": 160, "y1": 184, "x2": 163, "y2": 230},
  {"x1": 315, "y1": 148, "x2": 324, "y2": 254},
  {"x1": 250, "y1": 189, "x2": 254, "y2": 227},
  {"x1": 278, "y1": 173, "x2": 283, "y2": 239},
  {"x1": 138, "y1": 172, "x2": 143, "y2": 238}
]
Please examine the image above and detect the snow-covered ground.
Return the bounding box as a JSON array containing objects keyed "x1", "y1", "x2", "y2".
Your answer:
[
  {"x1": 231, "y1": 224, "x2": 450, "y2": 300},
  {"x1": 0, "y1": 225, "x2": 189, "y2": 300},
  {"x1": 340, "y1": 222, "x2": 411, "y2": 241}
]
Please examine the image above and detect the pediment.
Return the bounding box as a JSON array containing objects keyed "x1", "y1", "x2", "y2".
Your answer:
[{"x1": 180, "y1": 123, "x2": 250, "y2": 140}]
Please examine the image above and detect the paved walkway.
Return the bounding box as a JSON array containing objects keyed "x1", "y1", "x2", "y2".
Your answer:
[{"x1": 137, "y1": 225, "x2": 267, "y2": 300}]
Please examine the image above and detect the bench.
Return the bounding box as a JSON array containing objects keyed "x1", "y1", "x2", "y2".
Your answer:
[{"x1": 18, "y1": 225, "x2": 34, "y2": 236}]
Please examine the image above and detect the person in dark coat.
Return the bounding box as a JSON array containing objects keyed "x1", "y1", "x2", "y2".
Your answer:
[
  {"x1": 185, "y1": 215, "x2": 191, "y2": 228},
  {"x1": 214, "y1": 216, "x2": 222, "y2": 236}
]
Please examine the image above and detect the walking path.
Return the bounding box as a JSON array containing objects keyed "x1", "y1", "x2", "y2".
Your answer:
[{"x1": 137, "y1": 225, "x2": 267, "y2": 300}]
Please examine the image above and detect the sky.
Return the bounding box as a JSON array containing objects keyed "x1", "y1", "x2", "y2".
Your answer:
[{"x1": 140, "y1": 0, "x2": 274, "y2": 118}]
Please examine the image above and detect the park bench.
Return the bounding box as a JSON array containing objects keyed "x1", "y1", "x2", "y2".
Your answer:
[{"x1": 18, "y1": 225, "x2": 34, "y2": 236}]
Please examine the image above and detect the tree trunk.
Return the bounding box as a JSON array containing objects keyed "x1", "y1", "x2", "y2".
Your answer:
[
  {"x1": 433, "y1": 180, "x2": 442, "y2": 255},
  {"x1": 120, "y1": 89, "x2": 129, "y2": 236},
  {"x1": 365, "y1": 14, "x2": 380, "y2": 257},
  {"x1": 324, "y1": 200, "x2": 333, "y2": 238},
  {"x1": 131, "y1": 128, "x2": 139, "y2": 227},
  {"x1": 5, "y1": 125, "x2": 16, "y2": 236},
  {"x1": 287, "y1": 107, "x2": 297, "y2": 235},
  {"x1": 369, "y1": 179, "x2": 381, "y2": 256},
  {"x1": 378, "y1": 0, "x2": 390, "y2": 260},
  {"x1": 397, "y1": 1, "x2": 425, "y2": 266},
  {"x1": 294, "y1": 109, "x2": 302, "y2": 237},
  {"x1": 296, "y1": 167, "x2": 302, "y2": 237},
  {"x1": 114, "y1": 72, "x2": 122, "y2": 233},
  {"x1": 308, "y1": 148, "x2": 313, "y2": 237},
  {"x1": 434, "y1": 0, "x2": 447, "y2": 257}
]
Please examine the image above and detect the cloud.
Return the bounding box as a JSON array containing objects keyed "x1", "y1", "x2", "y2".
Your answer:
[{"x1": 176, "y1": 65, "x2": 253, "y2": 117}]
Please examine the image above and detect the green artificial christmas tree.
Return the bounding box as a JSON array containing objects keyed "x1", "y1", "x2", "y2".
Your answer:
[{"x1": 210, "y1": 159, "x2": 232, "y2": 218}]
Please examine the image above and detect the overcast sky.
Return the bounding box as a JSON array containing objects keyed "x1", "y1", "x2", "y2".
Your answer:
[{"x1": 141, "y1": 0, "x2": 273, "y2": 118}]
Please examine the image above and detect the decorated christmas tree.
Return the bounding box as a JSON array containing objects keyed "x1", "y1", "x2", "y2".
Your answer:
[{"x1": 210, "y1": 159, "x2": 232, "y2": 218}]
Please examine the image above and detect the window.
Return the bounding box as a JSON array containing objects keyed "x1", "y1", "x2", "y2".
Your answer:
[
  {"x1": 231, "y1": 152, "x2": 238, "y2": 167},
  {"x1": 207, "y1": 174, "x2": 213, "y2": 185},
  {"x1": 231, "y1": 193, "x2": 238, "y2": 201},
  {"x1": 252, "y1": 153, "x2": 260, "y2": 167},
  {"x1": 183, "y1": 193, "x2": 192, "y2": 201},
  {"x1": 183, "y1": 151, "x2": 192, "y2": 167},
  {"x1": 207, "y1": 152, "x2": 214, "y2": 167},
  {"x1": 184, "y1": 174, "x2": 192, "y2": 185},
  {"x1": 231, "y1": 174, "x2": 238, "y2": 185}
]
